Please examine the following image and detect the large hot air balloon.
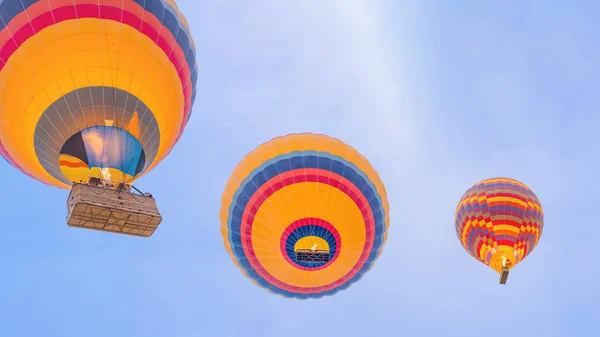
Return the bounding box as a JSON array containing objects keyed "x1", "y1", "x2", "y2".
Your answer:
[
  {"x1": 454, "y1": 177, "x2": 544, "y2": 284},
  {"x1": 0, "y1": 0, "x2": 197, "y2": 237},
  {"x1": 220, "y1": 133, "x2": 390, "y2": 299}
]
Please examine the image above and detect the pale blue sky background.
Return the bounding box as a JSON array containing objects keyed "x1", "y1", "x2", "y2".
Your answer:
[{"x1": 1, "y1": 1, "x2": 598, "y2": 336}]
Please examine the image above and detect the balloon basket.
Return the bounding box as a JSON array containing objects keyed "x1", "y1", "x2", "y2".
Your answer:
[
  {"x1": 499, "y1": 266, "x2": 510, "y2": 284},
  {"x1": 294, "y1": 249, "x2": 331, "y2": 263},
  {"x1": 66, "y1": 183, "x2": 162, "y2": 237}
]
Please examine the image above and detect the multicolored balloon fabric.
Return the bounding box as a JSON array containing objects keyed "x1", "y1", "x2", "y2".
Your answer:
[
  {"x1": 0, "y1": 0, "x2": 197, "y2": 189},
  {"x1": 220, "y1": 133, "x2": 390, "y2": 299},
  {"x1": 455, "y1": 177, "x2": 544, "y2": 275}
]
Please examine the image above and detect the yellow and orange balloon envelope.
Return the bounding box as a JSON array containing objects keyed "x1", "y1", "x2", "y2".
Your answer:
[
  {"x1": 455, "y1": 177, "x2": 544, "y2": 275},
  {"x1": 220, "y1": 133, "x2": 390, "y2": 299},
  {"x1": 0, "y1": 0, "x2": 197, "y2": 189}
]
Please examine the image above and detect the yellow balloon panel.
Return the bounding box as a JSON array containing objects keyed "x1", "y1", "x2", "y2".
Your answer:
[{"x1": 295, "y1": 237, "x2": 330, "y2": 252}]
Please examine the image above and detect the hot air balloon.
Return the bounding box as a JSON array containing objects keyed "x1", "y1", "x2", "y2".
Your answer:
[
  {"x1": 454, "y1": 177, "x2": 544, "y2": 284},
  {"x1": 0, "y1": 0, "x2": 197, "y2": 237},
  {"x1": 220, "y1": 133, "x2": 390, "y2": 299}
]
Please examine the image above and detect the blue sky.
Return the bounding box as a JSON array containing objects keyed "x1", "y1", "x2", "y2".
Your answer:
[{"x1": 1, "y1": 1, "x2": 598, "y2": 336}]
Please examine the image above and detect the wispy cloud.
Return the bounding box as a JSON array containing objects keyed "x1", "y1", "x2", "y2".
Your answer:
[
  {"x1": 128, "y1": 1, "x2": 600, "y2": 335},
  {"x1": 1, "y1": 1, "x2": 598, "y2": 336}
]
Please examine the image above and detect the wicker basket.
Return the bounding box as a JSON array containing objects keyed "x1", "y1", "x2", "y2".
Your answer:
[
  {"x1": 294, "y1": 249, "x2": 331, "y2": 262},
  {"x1": 66, "y1": 183, "x2": 162, "y2": 237},
  {"x1": 499, "y1": 266, "x2": 510, "y2": 285}
]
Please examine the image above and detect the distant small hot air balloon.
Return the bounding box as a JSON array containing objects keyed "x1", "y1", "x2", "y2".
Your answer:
[
  {"x1": 0, "y1": 0, "x2": 197, "y2": 237},
  {"x1": 220, "y1": 133, "x2": 390, "y2": 299},
  {"x1": 454, "y1": 177, "x2": 544, "y2": 284}
]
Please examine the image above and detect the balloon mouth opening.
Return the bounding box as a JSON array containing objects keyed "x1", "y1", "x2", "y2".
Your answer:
[
  {"x1": 58, "y1": 126, "x2": 146, "y2": 185},
  {"x1": 490, "y1": 250, "x2": 516, "y2": 274},
  {"x1": 281, "y1": 219, "x2": 340, "y2": 270}
]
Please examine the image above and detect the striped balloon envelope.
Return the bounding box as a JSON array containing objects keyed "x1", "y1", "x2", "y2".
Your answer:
[
  {"x1": 454, "y1": 177, "x2": 544, "y2": 284},
  {"x1": 220, "y1": 133, "x2": 390, "y2": 299},
  {"x1": 0, "y1": 0, "x2": 197, "y2": 188}
]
